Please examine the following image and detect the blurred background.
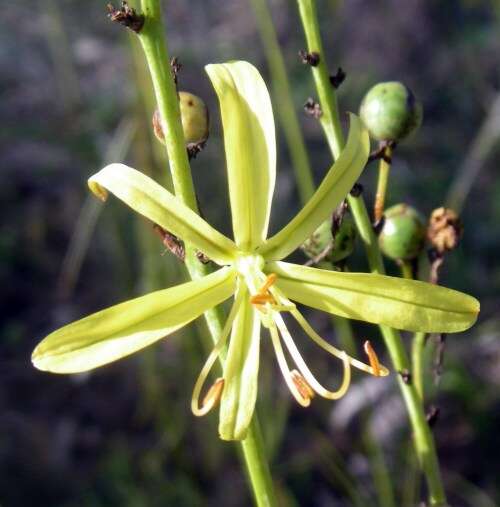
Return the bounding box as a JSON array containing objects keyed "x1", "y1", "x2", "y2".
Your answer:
[{"x1": 1, "y1": 0, "x2": 499, "y2": 506}]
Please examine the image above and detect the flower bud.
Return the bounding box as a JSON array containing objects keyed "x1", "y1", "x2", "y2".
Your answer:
[
  {"x1": 359, "y1": 82, "x2": 422, "y2": 142},
  {"x1": 379, "y1": 204, "x2": 426, "y2": 260},
  {"x1": 153, "y1": 91, "x2": 209, "y2": 146},
  {"x1": 301, "y1": 216, "x2": 356, "y2": 264}
]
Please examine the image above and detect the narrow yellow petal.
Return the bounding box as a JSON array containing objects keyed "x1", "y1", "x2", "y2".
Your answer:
[
  {"x1": 32, "y1": 268, "x2": 237, "y2": 373},
  {"x1": 218, "y1": 287, "x2": 261, "y2": 441},
  {"x1": 89, "y1": 163, "x2": 237, "y2": 265},
  {"x1": 269, "y1": 261, "x2": 479, "y2": 333},
  {"x1": 259, "y1": 114, "x2": 369, "y2": 260},
  {"x1": 206, "y1": 61, "x2": 276, "y2": 250}
]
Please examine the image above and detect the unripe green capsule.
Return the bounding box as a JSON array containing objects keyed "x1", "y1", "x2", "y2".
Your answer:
[
  {"x1": 153, "y1": 91, "x2": 209, "y2": 146},
  {"x1": 359, "y1": 82, "x2": 422, "y2": 141},
  {"x1": 301, "y1": 215, "x2": 356, "y2": 264},
  {"x1": 378, "y1": 204, "x2": 426, "y2": 261}
]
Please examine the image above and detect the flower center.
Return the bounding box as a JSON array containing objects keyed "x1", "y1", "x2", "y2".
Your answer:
[{"x1": 191, "y1": 259, "x2": 390, "y2": 417}]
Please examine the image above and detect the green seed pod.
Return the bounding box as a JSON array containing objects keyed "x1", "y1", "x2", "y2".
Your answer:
[
  {"x1": 359, "y1": 82, "x2": 422, "y2": 141},
  {"x1": 301, "y1": 215, "x2": 356, "y2": 264},
  {"x1": 379, "y1": 204, "x2": 426, "y2": 261},
  {"x1": 153, "y1": 91, "x2": 209, "y2": 146}
]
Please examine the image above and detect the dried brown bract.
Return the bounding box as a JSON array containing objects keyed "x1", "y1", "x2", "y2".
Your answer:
[
  {"x1": 303, "y1": 98, "x2": 322, "y2": 119},
  {"x1": 329, "y1": 67, "x2": 346, "y2": 89},
  {"x1": 107, "y1": 2, "x2": 145, "y2": 33},
  {"x1": 427, "y1": 207, "x2": 463, "y2": 254},
  {"x1": 298, "y1": 50, "x2": 320, "y2": 66}
]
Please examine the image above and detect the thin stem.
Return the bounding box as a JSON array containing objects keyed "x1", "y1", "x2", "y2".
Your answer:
[
  {"x1": 374, "y1": 147, "x2": 392, "y2": 222},
  {"x1": 250, "y1": 0, "x2": 315, "y2": 202},
  {"x1": 137, "y1": 2, "x2": 276, "y2": 505},
  {"x1": 400, "y1": 262, "x2": 426, "y2": 402},
  {"x1": 295, "y1": 0, "x2": 344, "y2": 160},
  {"x1": 412, "y1": 332, "x2": 426, "y2": 401},
  {"x1": 295, "y1": 1, "x2": 447, "y2": 504},
  {"x1": 241, "y1": 418, "x2": 278, "y2": 507}
]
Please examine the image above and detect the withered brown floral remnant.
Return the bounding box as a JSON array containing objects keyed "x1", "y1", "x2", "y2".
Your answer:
[
  {"x1": 153, "y1": 224, "x2": 185, "y2": 261},
  {"x1": 107, "y1": 2, "x2": 145, "y2": 33},
  {"x1": 427, "y1": 207, "x2": 463, "y2": 254},
  {"x1": 426, "y1": 405, "x2": 440, "y2": 428},
  {"x1": 170, "y1": 56, "x2": 182, "y2": 86},
  {"x1": 304, "y1": 98, "x2": 322, "y2": 119},
  {"x1": 329, "y1": 67, "x2": 346, "y2": 89},
  {"x1": 298, "y1": 50, "x2": 320, "y2": 66}
]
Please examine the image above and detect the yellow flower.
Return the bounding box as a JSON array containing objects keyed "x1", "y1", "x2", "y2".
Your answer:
[{"x1": 32, "y1": 62, "x2": 479, "y2": 441}]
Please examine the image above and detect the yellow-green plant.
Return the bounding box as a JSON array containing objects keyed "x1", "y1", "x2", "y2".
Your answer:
[{"x1": 32, "y1": 62, "x2": 478, "y2": 445}]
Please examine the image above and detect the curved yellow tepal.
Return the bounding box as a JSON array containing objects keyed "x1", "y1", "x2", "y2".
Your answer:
[
  {"x1": 206, "y1": 61, "x2": 276, "y2": 251},
  {"x1": 32, "y1": 268, "x2": 237, "y2": 373},
  {"x1": 259, "y1": 114, "x2": 370, "y2": 261},
  {"x1": 219, "y1": 290, "x2": 261, "y2": 441},
  {"x1": 270, "y1": 262, "x2": 479, "y2": 333},
  {"x1": 88, "y1": 164, "x2": 237, "y2": 265}
]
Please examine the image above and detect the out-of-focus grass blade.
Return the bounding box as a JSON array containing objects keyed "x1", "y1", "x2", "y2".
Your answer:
[{"x1": 57, "y1": 119, "x2": 137, "y2": 299}]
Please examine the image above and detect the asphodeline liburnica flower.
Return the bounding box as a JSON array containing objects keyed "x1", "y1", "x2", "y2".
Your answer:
[{"x1": 32, "y1": 61, "x2": 479, "y2": 441}]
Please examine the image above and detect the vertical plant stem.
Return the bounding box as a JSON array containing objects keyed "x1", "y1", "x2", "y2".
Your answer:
[
  {"x1": 412, "y1": 332, "x2": 426, "y2": 401},
  {"x1": 295, "y1": 1, "x2": 447, "y2": 504},
  {"x1": 250, "y1": 0, "x2": 315, "y2": 202},
  {"x1": 400, "y1": 261, "x2": 426, "y2": 402},
  {"x1": 374, "y1": 148, "x2": 392, "y2": 223},
  {"x1": 137, "y1": 2, "x2": 276, "y2": 505}
]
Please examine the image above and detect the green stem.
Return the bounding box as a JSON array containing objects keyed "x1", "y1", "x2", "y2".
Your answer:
[
  {"x1": 295, "y1": 1, "x2": 447, "y2": 504},
  {"x1": 295, "y1": 0, "x2": 343, "y2": 160},
  {"x1": 250, "y1": 0, "x2": 315, "y2": 202},
  {"x1": 241, "y1": 418, "x2": 277, "y2": 507},
  {"x1": 412, "y1": 332, "x2": 426, "y2": 401},
  {"x1": 137, "y1": 2, "x2": 276, "y2": 506},
  {"x1": 400, "y1": 262, "x2": 426, "y2": 402},
  {"x1": 374, "y1": 149, "x2": 392, "y2": 223}
]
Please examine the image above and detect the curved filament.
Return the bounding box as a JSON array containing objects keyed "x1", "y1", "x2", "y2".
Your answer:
[
  {"x1": 268, "y1": 323, "x2": 310, "y2": 407},
  {"x1": 291, "y1": 308, "x2": 389, "y2": 377},
  {"x1": 274, "y1": 312, "x2": 351, "y2": 400},
  {"x1": 191, "y1": 287, "x2": 244, "y2": 416}
]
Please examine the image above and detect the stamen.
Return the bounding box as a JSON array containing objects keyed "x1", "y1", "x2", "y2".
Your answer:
[
  {"x1": 195, "y1": 378, "x2": 224, "y2": 416},
  {"x1": 259, "y1": 273, "x2": 277, "y2": 293},
  {"x1": 364, "y1": 340, "x2": 381, "y2": 377},
  {"x1": 250, "y1": 274, "x2": 278, "y2": 307},
  {"x1": 269, "y1": 323, "x2": 311, "y2": 407},
  {"x1": 274, "y1": 312, "x2": 351, "y2": 400},
  {"x1": 249, "y1": 293, "x2": 275, "y2": 305},
  {"x1": 291, "y1": 308, "x2": 389, "y2": 377},
  {"x1": 191, "y1": 287, "x2": 243, "y2": 417},
  {"x1": 291, "y1": 369, "x2": 315, "y2": 401}
]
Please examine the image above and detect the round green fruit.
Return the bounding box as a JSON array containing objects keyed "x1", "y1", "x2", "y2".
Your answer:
[
  {"x1": 379, "y1": 204, "x2": 426, "y2": 260},
  {"x1": 359, "y1": 82, "x2": 422, "y2": 141},
  {"x1": 153, "y1": 91, "x2": 209, "y2": 146}
]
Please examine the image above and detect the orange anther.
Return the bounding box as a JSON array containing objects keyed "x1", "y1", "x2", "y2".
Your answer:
[
  {"x1": 364, "y1": 340, "x2": 381, "y2": 377},
  {"x1": 291, "y1": 369, "x2": 315, "y2": 401},
  {"x1": 201, "y1": 378, "x2": 225, "y2": 413},
  {"x1": 250, "y1": 293, "x2": 275, "y2": 305},
  {"x1": 259, "y1": 273, "x2": 277, "y2": 294}
]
